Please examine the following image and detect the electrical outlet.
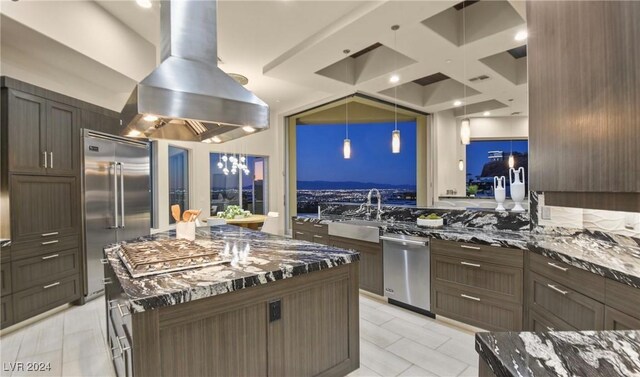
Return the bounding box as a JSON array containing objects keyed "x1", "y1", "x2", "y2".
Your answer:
[
  {"x1": 269, "y1": 300, "x2": 281, "y2": 322},
  {"x1": 541, "y1": 206, "x2": 552, "y2": 220}
]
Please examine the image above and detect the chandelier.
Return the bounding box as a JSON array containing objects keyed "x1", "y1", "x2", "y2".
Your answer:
[{"x1": 216, "y1": 154, "x2": 249, "y2": 175}]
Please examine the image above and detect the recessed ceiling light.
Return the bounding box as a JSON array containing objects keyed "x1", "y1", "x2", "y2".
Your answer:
[
  {"x1": 514, "y1": 31, "x2": 528, "y2": 41},
  {"x1": 453, "y1": 100, "x2": 463, "y2": 107},
  {"x1": 242, "y1": 126, "x2": 256, "y2": 133},
  {"x1": 483, "y1": 111, "x2": 491, "y2": 116},
  {"x1": 127, "y1": 130, "x2": 142, "y2": 137},
  {"x1": 445, "y1": 59, "x2": 453, "y2": 64},
  {"x1": 389, "y1": 74, "x2": 400, "y2": 83},
  {"x1": 143, "y1": 114, "x2": 158, "y2": 122},
  {"x1": 136, "y1": 0, "x2": 152, "y2": 8}
]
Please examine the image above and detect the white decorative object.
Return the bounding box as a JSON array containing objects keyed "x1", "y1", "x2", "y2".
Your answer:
[
  {"x1": 176, "y1": 221, "x2": 196, "y2": 241},
  {"x1": 510, "y1": 167, "x2": 526, "y2": 212},
  {"x1": 494, "y1": 176, "x2": 506, "y2": 212},
  {"x1": 460, "y1": 118, "x2": 471, "y2": 145},
  {"x1": 417, "y1": 218, "x2": 444, "y2": 227}
]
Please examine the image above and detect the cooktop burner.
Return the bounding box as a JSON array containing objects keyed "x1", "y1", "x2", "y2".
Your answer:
[{"x1": 117, "y1": 239, "x2": 231, "y2": 278}]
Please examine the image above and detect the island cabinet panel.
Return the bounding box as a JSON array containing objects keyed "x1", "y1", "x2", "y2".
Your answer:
[
  {"x1": 604, "y1": 307, "x2": 640, "y2": 330},
  {"x1": 527, "y1": 1, "x2": 640, "y2": 211},
  {"x1": 529, "y1": 307, "x2": 577, "y2": 332},
  {"x1": 114, "y1": 262, "x2": 360, "y2": 377},
  {"x1": 604, "y1": 278, "x2": 640, "y2": 321},
  {"x1": 430, "y1": 239, "x2": 523, "y2": 331},
  {"x1": 329, "y1": 236, "x2": 383, "y2": 296}
]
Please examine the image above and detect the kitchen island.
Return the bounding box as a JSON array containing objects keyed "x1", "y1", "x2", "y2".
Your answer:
[{"x1": 103, "y1": 225, "x2": 360, "y2": 377}]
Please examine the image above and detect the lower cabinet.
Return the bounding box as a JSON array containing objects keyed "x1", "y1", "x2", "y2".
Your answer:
[
  {"x1": 12, "y1": 274, "x2": 81, "y2": 322},
  {"x1": 1, "y1": 295, "x2": 13, "y2": 328},
  {"x1": 604, "y1": 306, "x2": 640, "y2": 330}
]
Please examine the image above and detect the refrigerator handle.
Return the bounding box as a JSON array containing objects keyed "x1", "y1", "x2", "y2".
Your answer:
[
  {"x1": 119, "y1": 162, "x2": 125, "y2": 229},
  {"x1": 109, "y1": 162, "x2": 119, "y2": 229}
]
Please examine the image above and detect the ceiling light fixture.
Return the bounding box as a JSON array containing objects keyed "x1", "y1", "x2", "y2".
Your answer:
[
  {"x1": 453, "y1": 100, "x2": 462, "y2": 107},
  {"x1": 389, "y1": 74, "x2": 400, "y2": 84},
  {"x1": 242, "y1": 126, "x2": 256, "y2": 133},
  {"x1": 127, "y1": 130, "x2": 142, "y2": 137},
  {"x1": 514, "y1": 30, "x2": 528, "y2": 41},
  {"x1": 343, "y1": 49, "x2": 352, "y2": 160},
  {"x1": 460, "y1": 118, "x2": 471, "y2": 145},
  {"x1": 483, "y1": 111, "x2": 491, "y2": 116},
  {"x1": 136, "y1": 0, "x2": 152, "y2": 9},
  {"x1": 211, "y1": 136, "x2": 222, "y2": 143},
  {"x1": 459, "y1": 4, "x2": 470, "y2": 145},
  {"x1": 458, "y1": 159, "x2": 464, "y2": 171},
  {"x1": 143, "y1": 114, "x2": 158, "y2": 122},
  {"x1": 391, "y1": 25, "x2": 401, "y2": 154}
]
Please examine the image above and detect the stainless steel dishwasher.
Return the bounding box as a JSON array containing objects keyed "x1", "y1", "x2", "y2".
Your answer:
[{"x1": 381, "y1": 233, "x2": 433, "y2": 317}]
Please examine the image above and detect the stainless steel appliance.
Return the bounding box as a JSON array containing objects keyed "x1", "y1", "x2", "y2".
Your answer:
[
  {"x1": 381, "y1": 233, "x2": 432, "y2": 316},
  {"x1": 83, "y1": 130, "x2": 150, "y2": 301}
]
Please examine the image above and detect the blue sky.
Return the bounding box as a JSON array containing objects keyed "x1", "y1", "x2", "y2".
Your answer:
[
  {"x1": 296, "y1": 121, "x2": 417, "y2": 186},
  {"x1": 466, "y1": 140, "x2": 529, "y2": 178}
]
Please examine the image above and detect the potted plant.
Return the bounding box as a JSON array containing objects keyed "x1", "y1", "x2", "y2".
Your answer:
[{"x1": 218, "y1": 205, "x2": 250, "y2": 219}]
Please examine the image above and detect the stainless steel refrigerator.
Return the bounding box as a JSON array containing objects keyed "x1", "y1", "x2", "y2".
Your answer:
[{"x1": 83, "y1": 130, "x2": 151, "y2": 301}]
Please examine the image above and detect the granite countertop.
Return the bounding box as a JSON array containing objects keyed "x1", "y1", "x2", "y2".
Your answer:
[
  {"x1": 476, "y1": 330, "x2": 640, "y2": 377},
  {"x1": 104, "y1": 225, "x2": 359, "y2": 313},
  {"x1": 294, "y1": 216, "x2": 640, "y2": 289}
]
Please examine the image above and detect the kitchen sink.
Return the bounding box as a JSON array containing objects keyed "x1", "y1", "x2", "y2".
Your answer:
[{"x1": 328, "y1": 219, "x2": 384, "y2": 243}]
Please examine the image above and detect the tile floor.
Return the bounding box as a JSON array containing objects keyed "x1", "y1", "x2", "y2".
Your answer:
[{"x1": 0, "y1": 294, "x2": 479, "y2": 377}]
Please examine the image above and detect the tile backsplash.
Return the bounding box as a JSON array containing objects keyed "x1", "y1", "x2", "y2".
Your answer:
[{"x1": 532, "y1": 191, "x2": 640, "y2": 238}]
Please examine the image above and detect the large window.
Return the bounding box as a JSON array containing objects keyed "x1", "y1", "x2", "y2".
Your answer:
[
  {"x1": 168, "y1": 146, "x2": 189, "y2": 224},
  {"x1": 296, "y1": 121, "x2": 417, "y2": 214},
  {"x1": 465, "y1": 140, "x2": 528, "y2": 198},
  {"x1": 210, "y1": 153, "x2": 267, "y2": 216}
]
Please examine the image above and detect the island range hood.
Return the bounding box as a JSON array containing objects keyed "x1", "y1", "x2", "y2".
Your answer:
[{"x1": 120, "y1": 0, "x2": 269, "y2": 143}]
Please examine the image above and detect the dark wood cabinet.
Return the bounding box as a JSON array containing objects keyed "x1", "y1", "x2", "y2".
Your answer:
[
  {"x1": 9, "y1": 175, "x2": 79, "y2": 244},
  {"x1": 529, "y1": 307, "x2": 576, "y2": 332},
  {"x1": 11, "y1": 248, "x2": 80, "y2": 291},
  {"x1": 604, "y1": 307, "x2": 640, "y2": 330},
  {"x1": 1, "y1": 262, "x2": 11, "y2": 297},
  {"x1": 13, "y1": 274, "x2": 81, "y2": 323},
  {"x1": 1, "y1": 295, "x2": 13, "y2": 328},
  {"x1": 527, "y1": 1, "x2": 640, "y2": 211},
  {"x1": 329, "y1": 236, "x2": 383, "y2": 296},
  {"x1": 6, "y1": 89, "x2": 79, "y2": 176},
  {"x1": 80, "y1": 109, "x2": 121, "y2": 136},
  {"x1": 430, "y1": 239, "x2": 524, "y2": 331}
]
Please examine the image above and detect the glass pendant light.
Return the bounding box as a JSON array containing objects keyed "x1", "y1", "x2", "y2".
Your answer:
[
  {"x1": 460, "y1": 118, "x2": 471, "y2": 145},
  {"x1": 343, "y1": 49, "x2": 351, "y2": 159},
  {"x1": 390, "y1": 25, "x2": 401, "y2": 153},
  {"x1": 508, "y1": 134, "x2": 515, "y2": 168},
  {"x1": 458, "y1": 159, "x2": 464, "y2": 171},
  {"x1": 459, "y1": 5, "x2": 470, "y2": 145}
]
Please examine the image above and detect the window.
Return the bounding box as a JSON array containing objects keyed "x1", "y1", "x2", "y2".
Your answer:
[
  {"x1": 210, "y1": 153, "x2": 267, "y2": 216},
  {"x1": 465, "y1": 140, "x2": 528, "y2": 198},
  {"x1": 296, "y1": 121, "x2": 417, "y2": 214},
  {"x1": 168, "y1": 146, "x2": 189, "y2": 224}
]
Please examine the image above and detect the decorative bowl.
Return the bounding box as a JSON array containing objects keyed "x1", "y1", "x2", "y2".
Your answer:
[{"x1": 417, "y1": 218, "x2": 443, "y2": 227}]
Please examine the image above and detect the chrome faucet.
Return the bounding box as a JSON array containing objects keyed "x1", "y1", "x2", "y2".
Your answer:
[{"x1": 366, "y1": 188, "x2": 383, "y2": 221}]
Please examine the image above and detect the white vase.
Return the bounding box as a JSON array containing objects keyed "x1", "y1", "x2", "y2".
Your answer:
[
  {"x1": 494, "y1": 176, "x2": 506, "y2": 211},
  {"x1": 509, "y1": 167, "x2": 526, "y2": 212}
]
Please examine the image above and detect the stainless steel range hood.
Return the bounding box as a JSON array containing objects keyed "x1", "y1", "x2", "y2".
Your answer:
[{"x1": 120, "y1": 0, "x2": 269, "y2": 143}]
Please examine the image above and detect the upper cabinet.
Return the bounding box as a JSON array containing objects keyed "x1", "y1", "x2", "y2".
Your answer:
[
  {"x1": 527, "y1": 1, "x2": 640, "y2": 211},
  {"x1": 6, "y1": 89, "x2": 79, "y2": 176}
]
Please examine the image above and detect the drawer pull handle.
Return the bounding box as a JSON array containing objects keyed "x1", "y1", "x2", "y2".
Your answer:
[
  {"x1": 546, "y1": 326, "x2": 555, "y2": 331},
  {"x1": 460, "y1": 245, "x2": 480, "y2": 250},
  {"x1": 41, "y1": 254, "x2": 60, "y2": 260},
  {"x1": 41, "y1": 240, "x2": 59, "y2": 245},
  {"x1": 547, "y1": 262, "x2": 568, "y2": 272},
  {"x1": 547, "y1": 284, "x2": 569, "y2": 295},
  {"x1": 313, "y1": 224, "x2": 324, "y2": 228},
  {"x1": 313, "y1": 235, "x2": 323, "y2": 239},
  {"x1": 295, "y1": 222, "x2": 304, "y2": 225},
  {"x1": 295, "y1": 231, "x2": 304, "y2": 235},
  {"x1": 460, "y1": 261, "x2": 481, "y2": 267},
  {"x1": 116, "y1": 303, "x2": 130, "y2": 317},
  {"x1": 460, "y1": 293, "x2": 481, "y2": 301},
  {"x1": 41, "y1": 232, "x2": 59, "y2": 237},
  {"x1": 43, "y1": 282, "x2": 60, "y2": 289},
  {"x1": 118, "y1": 336, "x2": 131, "y2": 351},
  {"x1": 100, "y1": 258, "x2": 109, "y2": 264},
  {"x1": 102, "y1": 278, "x2": 113, "y2": 285},
  {"x1": 111, "y1": 346, "x2": 122, "y2": 360}
]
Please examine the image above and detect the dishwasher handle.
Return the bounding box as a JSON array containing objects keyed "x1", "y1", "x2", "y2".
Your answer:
[{"x1": 380, "y1": 236, "x2": 427, "y2": 247}]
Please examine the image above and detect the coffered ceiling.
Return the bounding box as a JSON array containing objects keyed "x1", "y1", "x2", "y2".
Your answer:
[{"x1": 1, "y1": 0, "x2": 528, "y2": 118}]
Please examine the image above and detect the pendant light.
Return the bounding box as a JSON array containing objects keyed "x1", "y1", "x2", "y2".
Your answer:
[
  {"x1": 459, "y1": 4, "x2": 470, "y2": 145},
  {"x1": 508, "y1": 129, "x2": 515, "y2": 168},
  {"x1": 391, "y1": 25, "x2": 401, "y2": 153},
  {"x1": 458, "y1": 159, "x2": 464, "y2": 171},
  {"x1": 343, "y1": 49, "x2": 351, "y2": 159}
]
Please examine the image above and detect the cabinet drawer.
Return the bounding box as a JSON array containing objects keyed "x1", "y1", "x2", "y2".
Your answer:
[
  {"x1": 12, "y1": 248, "x2": 80, "y2": 291},
  {"x1": 10, "y1": 235, "x2": 79, "y2": 260},
  {"x1": 604, "y1": 306, "x2": 640, "y2": 330},
  {"x1": 108, "y1": 309, "x2": 133, "y2": 377},
  {"x1": 1, "y1": 294, "x2": 13, "y2": 329},
  {"x1": 432, "y1": 282, "x2": 523, "y2": 331},
  {"x1": 529, "y1": 307, "x2": 577, "y2": 332},
  {"x1": 432, "y1": 255, "x2": 523, "y2": 304},
  {"x1": 529, "y1": 252, "x2": 605, "y2": 301},
  {"x1": 13, "y1": 274, "x2": 81, "y2": 322},
  {"x1": 292, "y1": 220, "x2": 328, "y2": 234},
  {"x1": 604, "y1": 278, "x2": 640, "y2": 319},
  {"x1": 430, "y1": 239, "x2": 523, "y2": 268},
  {"x1": 1, "y1": 262, "x2": 11, "y2": 297},
  {"x1": 311, "y1": 233, "x2": 330, "y2": 245},
  {"x1": 528, "y1": 271, "x2": 604, "y2": 330}
]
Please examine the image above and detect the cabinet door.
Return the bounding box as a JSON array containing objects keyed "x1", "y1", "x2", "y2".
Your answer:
[
  {"x1": 10, "y1": 175, "x2": 79, "y2": 243},
  {"x1": 330, "y1": 237, "x2": 383, "y2": 296},
  {"x1": 1, "y1": 295, "x2": 13, "y2": 329},
  {"x1": 7, "y1": 90, "x2": 47, "y2": 174},
  {"x1": 604, "y1": 307, "x2": 640, "y2": 330},
  {"x1": 46, "y1": 101, "x2": 79, "y2": 176},
  {"x1": 1, "y1": 262, "x2": 12, "y2": 297}
]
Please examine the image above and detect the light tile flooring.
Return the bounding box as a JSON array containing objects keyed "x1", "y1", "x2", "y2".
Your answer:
[{"x1": 1, "y1": 294, "x2": 478, "y2": 377}]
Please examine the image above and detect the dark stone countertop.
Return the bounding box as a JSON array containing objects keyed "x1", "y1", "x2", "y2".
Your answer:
[
  {"x1": 104, "y1": 225, "x2": 359, "y2": 313},
  {"x1": 475, "y1": 330, "x2": 640, "y2": 377},
  {"x1": 294, "y1": 216, "x2": 640, "y2": 288}
]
